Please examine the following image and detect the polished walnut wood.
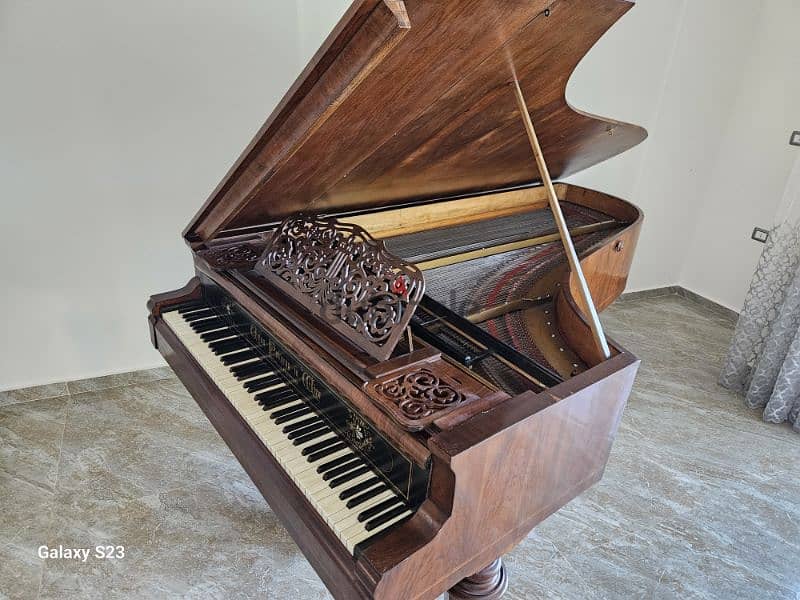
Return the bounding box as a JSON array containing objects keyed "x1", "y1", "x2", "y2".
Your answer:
[
  {"x1": 149, "y1": 0, "x2": 647, "y2": 597},
  {"x1": 184, "y1": 0, "x2": 645, "y2": 243},
  {"x1": 366, "y1": 358, "x2": 503, "y2": 432}
]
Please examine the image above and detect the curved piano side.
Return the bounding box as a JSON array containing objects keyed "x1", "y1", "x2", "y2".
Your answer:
[{"x1": 555, "y1": 184, "x2": 643, "y2": 366}]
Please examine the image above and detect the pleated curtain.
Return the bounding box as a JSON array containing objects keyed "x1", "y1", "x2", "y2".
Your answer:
[{"x1": 720, "y1": 157, "x2": 800, "y2": 432}]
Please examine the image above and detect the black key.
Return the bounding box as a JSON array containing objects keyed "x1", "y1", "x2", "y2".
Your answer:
[
  {"x1": 364, "y1": 504, "x2": 409, "y2": 532},
  {"x1": 270, "y1": 402, "x2": 308, "y2": 420},
  {"x1": 259, "y1": 392, "x2": 299, "y2": 411},
  {"x1": 186, "y1": 315, "x2": 219, "y2": 327},
  {"x1": 233, "y1": 361, "x2": 273, "y2": 380},
  {"x1": 210, "y1": 338, "x2": 247, "y2": 354},
  {"x1": 256, "y1": 386, "x2": 294, "y2": 401},
  {"x1": 321, "y1": 459, "x2": 363, "y2": 481},
  {"x1": 301, "y1": 436, "x2": 340, "y2": 457},
  {"x1": 258, "y1": 393, "x2": 298, "y2": 410},
  {"x1": 307, "y1": 442, "x2": 347, "y2": 463},
  {"x1": 282, "y1": 416, "x2": 322, "y2": 434},
  {"x1": 193, "y1": 318, "x2": 229, "y2": 333},
  {"x1": 245, "y1": 362, "x2": 284, "y2": 382},
  {"x1": 346, "y1": 484, "x2": 388, "y2": 509},
  {"x1": 177, "y1": 302, "x2": 207, "y2": 314},
  {"x1": 287, "y1": 421, "x2": 329, "y2": 441},
  {"x1": 230, "y1": 359, "x2": 263, "y2": 376},
  {"x1": 274, "y1": 407, "x2": 313, "y2": 425},
  {"x1": 339, "y1": 477, "x2": 382, "y2": 500},
  {"x1": 329, "y1": 466, "x2": 370, "y2": 488},
  {"x1": 317, "y1": 453, "x2": 357, "y2": 474},
  {"x1": 183, "y1": 308, "x2": 215, "y2": 321},
  {"x1": 258, "y1": 386, "x2": 295, "y2": 401},
  {"x1": 221, "y1": 349, "x2": 258, "y2": 366},
  {"x1": 183, "y1": 306, "x2": 210, "y2": 318},
  {"x1": 246, "y1": 377, "x2": 287, "y2": 393},
  {"x1": 292, "y1": 427, "x2": 333, "y2": 446},
  {"x1": 312, "y1": 404, "x2": 346, "y2": 424},
  {"x1": 201, "y1": 328, "x2": 236, "y2": 342},
  {"x1": 358, "y1": 498, "x2": 403, "y2": 523}
]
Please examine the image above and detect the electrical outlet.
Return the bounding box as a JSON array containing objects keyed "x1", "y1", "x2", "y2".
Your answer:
[
  {"x1": 752, "y1": 227, "x2": 769, "y2": 243},
  {"x1": 791, "y1": 131, "x2": 800, "y2": 146}
]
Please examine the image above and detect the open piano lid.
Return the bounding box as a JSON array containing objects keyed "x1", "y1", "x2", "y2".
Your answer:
[{"x1": 184, "y1": 0, "x2": 647, "y2": 244}]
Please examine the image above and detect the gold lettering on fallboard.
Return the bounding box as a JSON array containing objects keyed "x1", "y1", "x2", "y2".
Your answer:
[
  {"x1": 233, "y1": 311, "x2": 416, "y2": 499},
  {"x1": 302, "y1": 373, "x2": 322, "y2": 400}
]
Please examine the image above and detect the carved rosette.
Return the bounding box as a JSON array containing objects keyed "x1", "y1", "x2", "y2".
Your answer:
[
  {"x1": 376, "y1": 368, "x2": 465, "y2": 418},
  {"x1": 255, "y1": 215, "x2": 424, "y2": 360},
  {"x1": 370, "y1": 367, "x2": 469, "y2": 430}
]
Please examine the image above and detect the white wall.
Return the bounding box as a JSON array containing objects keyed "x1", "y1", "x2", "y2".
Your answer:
[
  {"x1": 566, "y1": 0, "x2": 691, "y2": 289},
  {"x1": 679, "y1": 0, "x2": 800, "y2": 309},
  {"x1": 0, "y1": 0, "x2": 302, "y2": 390},
  {"x1": 296, "y1": 0, "x2": 350, "y2": 64},
  {"x1": 571, "y1": 0, "x2": 798, "y2": 310},
  {"x1": 2, "y1": 0, "x2": 796, "y2": 389},
  {"x1": 618, "y1": 0, "x2": 762, "y2": 295}
]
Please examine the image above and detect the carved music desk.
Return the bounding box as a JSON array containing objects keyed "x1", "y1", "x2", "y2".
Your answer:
[{"x1": 148, "y1": 1, "x2": 646, "y2": 598}]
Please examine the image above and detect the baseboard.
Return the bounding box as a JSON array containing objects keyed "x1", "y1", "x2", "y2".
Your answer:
[{"x1": 620, "y1": 286, "x2": 739, "y2": 323}]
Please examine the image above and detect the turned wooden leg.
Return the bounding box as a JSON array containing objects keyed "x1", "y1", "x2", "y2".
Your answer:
[{"x1": 448, "y1": 558, "x2": 508, "y2": 600}]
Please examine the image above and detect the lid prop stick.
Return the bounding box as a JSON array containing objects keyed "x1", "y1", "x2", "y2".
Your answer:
[{"x1": 511, "y1": 77, "x2": 611, "y2": 360}]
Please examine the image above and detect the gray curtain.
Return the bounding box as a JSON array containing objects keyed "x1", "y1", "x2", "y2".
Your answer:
[{"x1": 720, "y1": 221, "x2": 800, "y2": 432}]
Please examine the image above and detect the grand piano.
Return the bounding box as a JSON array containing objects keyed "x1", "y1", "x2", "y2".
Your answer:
[{"x1": 147, "y1": 1, "x2": 647, "y2": 598}]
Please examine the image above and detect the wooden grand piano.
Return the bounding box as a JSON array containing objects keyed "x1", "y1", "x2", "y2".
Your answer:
[{"x1": 148, "y1": 1, "x2": 647, "y2": 598}]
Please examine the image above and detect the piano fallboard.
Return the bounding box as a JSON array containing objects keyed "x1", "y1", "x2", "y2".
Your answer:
[{"x1": 201, "y1": 284, "x2": 431, "y2": 508}]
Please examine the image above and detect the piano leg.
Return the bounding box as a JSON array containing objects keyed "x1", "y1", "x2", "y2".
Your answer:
[{"x1": 448, "y1": 558, "x2": 508, "y2": 599}]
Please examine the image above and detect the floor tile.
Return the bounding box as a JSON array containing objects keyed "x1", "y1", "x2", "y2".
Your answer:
[
  {"x1": 39, "y1": 482, "x2": 329, "y2": 599},
  {"x1": 0, "y1": 397, "x2": 70, "y2": 490},
  {"x1": 58, "y1": 382, "x2": 248, "y2": 505},
  {"x1": 0, "y1": 472, "x2": 57, "y2": 563},
  {"x1": 0, "y1": 383, "x2": 68, "y2": 409},
  {"x1": 65, "y1": 366, "x2": 173, "y2": 396},
  {"x1": 0, "y1": 543, "x2": 43, "y2": 600}
]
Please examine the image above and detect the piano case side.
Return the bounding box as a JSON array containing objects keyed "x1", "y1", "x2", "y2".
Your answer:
[{"x1": 358, "y1": 352, "x2": 639, "y2": 600}]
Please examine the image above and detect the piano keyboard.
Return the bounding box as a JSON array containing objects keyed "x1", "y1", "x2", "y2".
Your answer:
[{"x1": 162, "y1": 302, "x2": 413, "y2": 554}]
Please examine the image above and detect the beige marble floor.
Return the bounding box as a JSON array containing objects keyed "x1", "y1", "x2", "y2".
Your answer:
[{"x1": 1, "y1": 294, "x2": 799, "y2": 600}]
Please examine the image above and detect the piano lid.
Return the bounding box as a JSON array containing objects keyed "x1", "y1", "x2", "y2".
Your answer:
[{"x1": 184, "y1": 0, "x2": 646, "y2": 244}]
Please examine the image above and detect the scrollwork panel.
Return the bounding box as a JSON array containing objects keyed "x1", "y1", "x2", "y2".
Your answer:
[
  {"x1": 371, "y1": 367, "x2": 468, "y2": 430},
  {"x1": 255, "y1": 214, "x2": 424, "y2": 360}
]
